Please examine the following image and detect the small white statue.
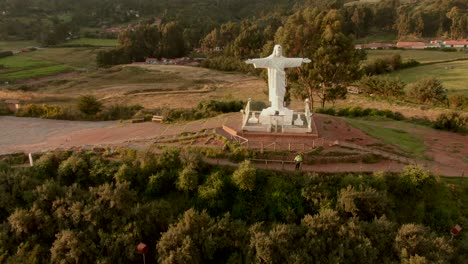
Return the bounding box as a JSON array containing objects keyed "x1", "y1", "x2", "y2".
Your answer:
[
  {"x1": 294, "y1": 113, "x2": 304, "y2": 126},
  {"x1": 248, "y1": 112, "x2": 259, "y2": 124}
]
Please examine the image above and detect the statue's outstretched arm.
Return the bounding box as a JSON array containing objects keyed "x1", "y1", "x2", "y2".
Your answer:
[{"x1": 245, "y1": 57, "x2": 271, "y2": 68}]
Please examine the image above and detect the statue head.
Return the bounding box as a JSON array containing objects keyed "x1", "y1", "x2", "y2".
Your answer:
[{"x1": 273, "y1": 45, "x2": 282, "y2": 57}]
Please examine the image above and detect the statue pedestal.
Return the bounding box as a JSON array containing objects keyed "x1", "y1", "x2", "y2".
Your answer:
[{"x1": 259, "y1": 107, "x2": 293, "y2": 126}]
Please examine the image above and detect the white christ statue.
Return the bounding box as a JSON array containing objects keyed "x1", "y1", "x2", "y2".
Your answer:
[{"x1": 246, "y1": 44, "x2": 310, "y2": 112}]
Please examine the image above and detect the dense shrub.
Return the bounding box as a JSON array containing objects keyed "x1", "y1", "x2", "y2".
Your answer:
[
  {"x1": 96, "y1": 48, "x2": 131, "y2": 67},
  {"x1": 449, "y1": 94, "x2": 468, "y2": 110},
  {"x1": 15, "y1": 104, "x2": 78, "y2": 120},
  {"x1": 100, "y1": 104, "x2": 143, "y2": 120},
  {"x1": 0, "y1": 102, "x2": 13, "y2": 115},
  {"x1": 0, "y1": 51, "x2": 13, "y2": 58},
  {"x1": 318, "y1": 106, "x2": 404, "y2": 121},
  {"x1": 432, "y1": 112, "x2": 468, "y2": 133},
  {"x1": 77, "y1": 95, "x2": 102, "y2": 116},
  {"x1": 408, "y1": 78, "x2": 448, "y2": 106},
  {"x1": 200, "y1": 56, "x2": 251, "y2": 72},
  {"x1": 161, "y1": 99, "x2": 246, "y2": 122},
  {"x1": 363, "y1": 54, "x2": 420, "y2": 75},
  {"x1": 359, "y1": 75, "x2": 405, "y2": 98}
]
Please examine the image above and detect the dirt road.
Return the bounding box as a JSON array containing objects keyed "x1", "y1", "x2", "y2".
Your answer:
[{"x1": 1, "y1": 114, "x2": 466, "y2": 176}]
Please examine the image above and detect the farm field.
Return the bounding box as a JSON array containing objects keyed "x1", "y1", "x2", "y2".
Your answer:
[
  {"x1": 388, "y1": 60, "x2": 468, "y2": 95},
  {"x1": 0, "y1": 47, "x2": 108, "y2": 82},
  {"x1": 0, "y1": 64, "x2": 267, "y2": 108},
  {"x1": 366, "y1": 49, "x2": 468, "y2": 63}
]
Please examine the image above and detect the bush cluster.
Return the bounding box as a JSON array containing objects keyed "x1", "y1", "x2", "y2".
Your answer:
[
  {"x1": 200, "y1": 56, "x2": 252, "y2": 72},
  {"x1": 432, "y1": 112, "x2": 468, "y2": 133},
  {"x1": 448, "y1": 94, "x2": 468, "y2": 110},
  {"x1": 0, "y1": 50, "x2": 13, "y2": 58},
  {"x1": 0, "y1": 102, "x2": 13, "y2": 115},
  {"x1": 363, "y1": 54, "x2": 420, "y2": 75},
  {"x1": 15, "y1": 103, "x2": 145, "y2": 121},
  {"x1": 316, "y1": 106, "x2": 404, "y2": 120},
  {"x1": 16, "y1": 104, "x2": 78, "y2": 119},
  {"x1": 161, "y1": 99, "x2": 245, "y2": 122}
]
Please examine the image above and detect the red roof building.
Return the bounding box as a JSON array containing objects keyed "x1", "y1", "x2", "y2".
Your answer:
[{"x1": 443, "y1": 40, "x2": 468, "y2": 48}]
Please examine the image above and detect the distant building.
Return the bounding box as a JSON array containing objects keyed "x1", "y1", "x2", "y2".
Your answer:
[
  {"x1": 396, "y1": 41, "x2": 426, "y2": 49},
  {"x1": 4, "y1": 100, "x2": 20, "y2": 112},
  {"x1": 356, "y1": 43, "x2": 395, "y2": 50},
  {"x1": 145, "y1": 58, "x2": 158, "y2": 64},
  {"x1": 443, "y1": 40, "x2": 468, "y2": 48},
  {"x1": 104, "y1": 27, "x2": 125, "y2": 33},
  {"x1": 347, "y1": 86, "x2": 361, "y2": 94}
]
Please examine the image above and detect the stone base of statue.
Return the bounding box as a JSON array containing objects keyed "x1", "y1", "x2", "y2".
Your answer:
[
  {"x1": 240, "y1": 99, "x2": 315, "y2": 134},
  {"x1": 258, "y1": 107, "x2": 294, "y2": 126}
]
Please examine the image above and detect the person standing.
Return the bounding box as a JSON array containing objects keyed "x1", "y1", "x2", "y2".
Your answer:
[{"x1": 294, "y1": 153, "x2": 303, "y2": 170}]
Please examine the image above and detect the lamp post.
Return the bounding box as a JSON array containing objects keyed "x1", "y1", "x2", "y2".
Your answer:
[{"x1": 137, "y1": 242, "x2": 148, "y2": 264}]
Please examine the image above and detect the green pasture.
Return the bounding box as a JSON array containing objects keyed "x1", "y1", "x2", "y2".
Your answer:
[
  {"x1": 21, "y1": 47, "x2": 107, "y2": 68},
  {"x1": 388, "y1": 60, "x2": 468, "y2": 95},
  {"x1": 0, "y1": 55, "x2": 53, "y2": 70},
  {"x1": 0, "y1": 41, "x2": 38, "y2": 51},
  {"x1": 0, "y1": 65, "x2": 72, "y2": 80},
  {"x1": 65, "y1": 38, "x2": 118, "y2": 47},
  {"x1": 366, "y1": 49, "x2": 468, "y2": 63},
  {"x1": 345, "y1": 118, "x2": 427, "y2": 158}
]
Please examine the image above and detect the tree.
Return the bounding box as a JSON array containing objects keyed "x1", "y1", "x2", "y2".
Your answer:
[
  {"x1": 396, "y1": 7, "x2": 410, "y2": 38},
  {"x1": 232, "y1": 160, "x2": 256, "y2": 191},
  {"x1": 157, "y1": 209, "x2": 248, "y2": 264},
  {"x1": 409, "y1": 78, "x2": 447, "y2": 105},
  {"x1": 412, "y1": 11, "x2": 425, "y2": 37},
  {"x1": 118, "y1": 23, "x2": 160, "y2": 61},
  {"x1": 446, "y1": 7, "x2": 467, "y2": 39},
  {"x1": 77, "y1": 95, "x2": 102, "y2": 116},
  {"x1": 176, "y1": 167, "x2": 199, "y2": 192},
  {"x1": 395, "y1": 224, "x2": 453, "y2": 263},
  {"x1": 160, "y1": 21, "x2": 186, "y2": 58},
  {"x1": 57, "y1": 154, "x2": 89, "y2": 186},
  {"x1": 337, "y1": 185, "x2": 388, "y2": 221},
  {"x1": 50, "y1": 230, "x2": 97, "y2": 264},
  {"x1": 275, "y1": 8, "x2": 364, "y2": 109}
]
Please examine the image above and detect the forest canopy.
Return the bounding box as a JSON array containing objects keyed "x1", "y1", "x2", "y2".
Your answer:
[{"x1": 0, "y1": 148, "x2": 467, "y2": 263}]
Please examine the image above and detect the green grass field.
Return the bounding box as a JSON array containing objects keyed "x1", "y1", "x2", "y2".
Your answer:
[
  {"x1": 65, "y1": 38, "x2": 118, "y2": 47},
  {"x1": 366, "y1": 50, "x2": 468, "y2": 63},
  {"x1": 388, "y1": 60, "x2": 468, "y2": 95},
  {"x1": 345, "y1": 118, "x2": 427, "y2": 158},
  {"x1": 21, "y1": 47, "x2": 106, "y2": 68},
  {"x1": 0, "y1": 65, "x2": 72, "y2": 80},
  {"x1": 0, "y1": 47, "x2": 107, "y2": 81},
  {"x1": 0, "y1": 41, "x2": 38, "y2": 51},
  {"x1": 0, "y1": 56, "x2": 53, "y2": 70}
]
